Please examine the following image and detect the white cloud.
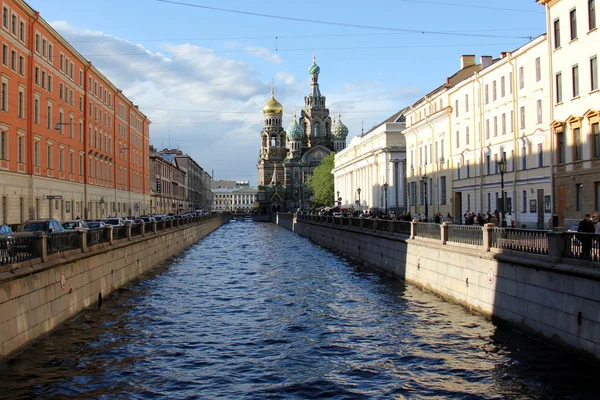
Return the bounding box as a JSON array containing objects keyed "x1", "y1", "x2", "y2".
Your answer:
[{"x1": 244, "y1": 46, "x2": 282, "y2": 64}]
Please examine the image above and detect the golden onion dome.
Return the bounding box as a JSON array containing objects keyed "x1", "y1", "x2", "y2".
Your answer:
[{"x1": 263, "y1": 95, "x2": 283, "y2": 114}]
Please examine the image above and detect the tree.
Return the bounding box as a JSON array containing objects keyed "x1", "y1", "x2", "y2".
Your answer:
[{"x1": 307, "y1": 152, "x2": 335, "y2": 207}]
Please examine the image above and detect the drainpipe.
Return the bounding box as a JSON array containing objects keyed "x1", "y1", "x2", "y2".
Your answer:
[
  {"x1": 474, "y1": 71, "x2": 484, "y2": 213},
  {"x1": 508, "y1": 52, "x2": 519, "y2": 223},
  {"x1": 543, "y1": 5, "x2": 556, "y2": 225},
  {"x1": 423, "y1": 96, "x2": 437, "y2": 214},
  {"x1": 27, "y1": 12, "x2": 40, "y2": 219}
]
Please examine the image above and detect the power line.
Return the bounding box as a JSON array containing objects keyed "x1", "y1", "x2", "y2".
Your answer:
[
  {"x1": 396, "y1": 0, "x2": 544, "y2": 13},
  {"x1": 155, "y1": 0, "x2": 536, "y2": 40}
]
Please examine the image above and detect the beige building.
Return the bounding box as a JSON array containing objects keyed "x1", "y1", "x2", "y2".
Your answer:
[
  {"x1": 538, "y1": 0, "x2": 599, "y2": 227},
  {"x1": 333, "y1": 110, "x2": 407, "y2": 212},
  {"x1": 149, "y1": 148, "x2": 186, "y2": 215},
  {"x1": 212, "y1": 186, "x2": 257, "y2": 212},
  {"x1": 448, "y1": 36, "x2": 551, "y2": 229}
]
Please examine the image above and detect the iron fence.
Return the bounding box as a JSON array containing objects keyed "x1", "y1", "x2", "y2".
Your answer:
[
  {"x1": 0, "y1": 235, "x2": 40, "y2": 265},
  {"x1": 392, "y1": 221, "x2": 411, "y2": 235},
  {"x1": 131, "y1": 223, "x2": 143, "y2": 237},
  {"x1": 563, "y1": 232, "x2": 600, "y2": 261},
  {"x1": 362, "y1": 218, "x2": 375, "y2": 229},
  {"x1": 47, "y1": 231, "x2": 80, "y2": 255},
  {"x1": 87, "y1": 228, "x2": 109, "y2": 247},
  {"x1": 112, "y1": 225, "x2": 128, "y2": 241},
  {"x1": 415, "y1": 222, "x2": 441, "y2": 240},
  {"x1": 490, "y1": 228, "x2": 548, "y2": 255},
  {"x1": 447, "y1": 225, "x2": 484, "y2": 246}
]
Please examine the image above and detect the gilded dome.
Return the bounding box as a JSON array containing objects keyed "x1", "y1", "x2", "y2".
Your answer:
[
  {"x1": 332, "y1": 113, "x2": 349, "y2": 138},
  {"x1": 286, "y1": 113, "x2": 304, "y2": 140},
  {"x1": 263, "y1": 95, "x2": 283, "y2": 114}
]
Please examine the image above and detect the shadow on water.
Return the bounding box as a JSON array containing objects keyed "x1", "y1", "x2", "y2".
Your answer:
[{"x1": 0, "y1": 220, "x2": 599, "y2": 399}]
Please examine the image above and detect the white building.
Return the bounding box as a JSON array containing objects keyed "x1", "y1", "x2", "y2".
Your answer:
[
  {"x1": 332, "y1": 110, "x2": 407, "y2": 212},
  {"x1": 211, "y1": 187, "x2": 257, "y2": 212},
  {"x1": 539, "y1": 0, "x2": 599, "y2": 227}
]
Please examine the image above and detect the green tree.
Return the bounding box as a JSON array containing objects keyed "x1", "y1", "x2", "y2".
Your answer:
[{"x1": 307, "y1": 152, "x2": 335, "y2": 207}]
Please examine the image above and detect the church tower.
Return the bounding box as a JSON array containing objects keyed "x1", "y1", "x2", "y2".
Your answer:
[
  {"x1": 299, "y1": 53, "x2": 332, "y2": 149},
  {"x1": 257, "y1": 86, "x2": 286, "y2": 186}
]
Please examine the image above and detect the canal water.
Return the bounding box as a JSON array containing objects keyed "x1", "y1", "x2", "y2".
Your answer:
[{"x1": 0, "y1": 221, "x2": 598, "y2": 399}]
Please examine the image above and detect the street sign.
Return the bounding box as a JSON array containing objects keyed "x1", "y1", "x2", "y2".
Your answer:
[
  {"x1": 45, "y1": 195, "x2": 62, "y2": 200},
  {"x1": 355, "y1": 200, "x2": 360, "y2": 205}
]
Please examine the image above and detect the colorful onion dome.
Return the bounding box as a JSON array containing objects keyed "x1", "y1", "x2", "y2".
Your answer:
[
  {"x1": 332, "y1": 113, "x2": 349, "y2": 138},
  {"x1": 308, "y1": 52, "x2": 320, "y2": 76},
  {"x1": 286, "y1": 112, "x2": 304, "y2": 140}
]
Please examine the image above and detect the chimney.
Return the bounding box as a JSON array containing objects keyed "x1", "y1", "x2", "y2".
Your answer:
[
  {"x1": 460, "y1": 55, "x2": 476, "y2": 69},
  {"x1": 481, "y1": 56, "x2": 493, "y2": 69},
  {"x1": 501, "y1": 51, "x2": 510, "y2": 59}
]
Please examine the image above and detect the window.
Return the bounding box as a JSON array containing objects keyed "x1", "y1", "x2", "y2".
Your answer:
[
  {"x1": 0, "y1": 131, "x2": 5, "y2": 160},
  {"x1": 537, "y1": 100, "x2": 543, "y2": 124},
  {"x1": 47, "y1": 104, "x2": 52, "y2": 129},
  {"x1": 59, "y1": 149, "x2": 64, "y2": 172},
  {"x1": 493, "y1": 81, "x2": 497, "y2": 101},
  {"x1": 17, "y1": 90, "x2": 23, "y2": 118},
  {"x1": 10, "y1": 13, "x2": 15, "y2": 35},
  {"x1": 1, "y1": 7, "x2": 6, "y2": 28},
  {"x1": 47, "y1": 145, "x2": 53, "y2": 169},
  {"x1": 10, "y1": 50, "x2": 15, "y2": 70},
  {"x1": 590, "y1": 0, "x2": 597, "y2": 31},
  {"x1": 502, "y1": 113, "x2": 507, "y2": 135},
  {"x1": 457, "y1": 162, "x2": 461, "y2": 180},
  {"x1": 69, "y1": 152, "x2": 73, "y2": 174},
  {"x1": 79, "y1": 122, "x2": 83, "y2": 143},
  {"x1": 535, "y1": 57, "x2": 541, "y2": 82},
  {"x1": 466, "y1": 160, "x2": 470, "y2": 178},
  {"x1": 510, "y1": 110, "x2": 514, "y2": 133},
  {"x1": 19, "y1": 21, "x2": 24, "y2": 41},
  {"x1": 41, "y1": 70, "x2": 46, "y2": 89},
  {"x1": 519, "y1": 66, "x2": 524, "y2": 89},
  {"x1": 467, "y1": 194, "x2": 471, "y2": 212},
  {"x1": 520, "y1": 106, "x2": 526, "y2": 130},
  {"x1": 466, "y1": 126, "x2": 470, "y2": 145},
  {"x1": 577, "y1": 183, "x2": 583, "y2": 211},
  {"x1": 17, "y1": 136, "x2": 23, "y2": 163},
  {"x1": 440, "y1": 176, "x2": 446, "y2": 205},
  {"x1": 486, "y1": 154, "x2": 490, "y2": 175},
  {"x1": 494, "y1": 154, "x2": 498, "y2": 174},
  {"x1": 572, "y1": 64, "x2": 580, "y2": 97},
  {"x1": 485, "y1": 119, "x2": 490, "y2": 139},
  {"x1": 557, "y1": 131, "x2": 565, "y2": 163},
  {"x1": 1, "y1": 44, "x2": 7, "y2": 65},
  {"x1": 34, "y1": 141, "x2": 39, "y2": 166},
  {"x1": 465, "y1": 94, "x2": 469, "y2": 112},
  {"x1": 594, "y1": 123, "x2": 600, "y2": 158},
  {"x1": 521, "y1": 146, "x2": 527, "y2": 170},
  {"x1": 1, "y1": 82, "x2": 7, "y2": 112},
  {"x1": 509, "y1": 72, "x2": 513, "y2": 94},
  {"x1": 455, "y1": 130, "x2": 459, "y2": 148},
  {"x1": 522, "y1": 191, "x2": 527, "y2": 213},
  {"x1": 556, "y1": 72, "x2": 563, "y2": 103},
  {"x1": 455, "y1": 100, "x2": 458, "y2": 116},
  {"x1": 48, "y1": 44, "x2": 52, "y2": 62},
  {"x1": 34, "y1": 98, "x2": 39, "y2": 124},
  {"x1": 592, "y1": 56, "x2": 598, "y2": 91},
  {"x1": 538, "y1": 143, "x2": 544, "y2": 167},
  {"x1": 494, "y1": 116, "x2": 498, "y2": 137},
  {"x1": 485, "y1": 85, "x2": 489, "y2": 104},
  {"x1": 574, "y1": 127, "x2": 583, "y2": 161},
  {"x1": 79, "y1": 155, "x2": 83, "y2": 176},
  {"x1": 554, "y1": 18, "x2": 561, "y2": 48},
  {"x1": 501, "y1": 76, "x2": 506, "y2": 97},
  {"x1": 570, "y1": 8, "x2": 578, "y2": 40},
  {"x1": 18, "y1": 55, "x2": 23, "y2": 75}
]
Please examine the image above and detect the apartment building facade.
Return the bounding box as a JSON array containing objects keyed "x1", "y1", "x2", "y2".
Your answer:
[
  {"x1": 149, "y1": 148, "x2": 186, "y2": 215},
  {"x1": 539, "y1": 0, "x2": 599, "y2": 227},
  {"x1": 0, "y1": 0, "x2": 150, "y2": 225}
]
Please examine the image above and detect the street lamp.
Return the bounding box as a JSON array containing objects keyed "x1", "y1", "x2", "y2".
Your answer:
[
  {"x1": 497, "y1": 158, "x2": 507, "y2": 227},
  {"x1": 421, "y1": 175, "x2": 429, "y2": 221},
  {"x1": 382, "y1": 183, "x2": 389, "y2": 214},
  {"x1": 357, "y1": 188, "x2": 361, "y2": 209}
]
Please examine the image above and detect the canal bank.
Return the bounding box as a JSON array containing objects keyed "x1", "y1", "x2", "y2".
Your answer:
[
  {"x1": 0, "y1": 214, "x2": 229, "y2": 363},
  {"x1": 280, "y1": 213, "x2": 600, "y2": 362}
]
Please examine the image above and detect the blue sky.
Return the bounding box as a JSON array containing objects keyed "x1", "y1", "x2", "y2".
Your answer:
[{"x1": 27, "y1": 0, "x2": 546, "y2": 185}]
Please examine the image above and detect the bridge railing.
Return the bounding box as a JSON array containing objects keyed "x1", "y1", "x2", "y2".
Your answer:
[
  {"x1": 296, "y1": 214, "x2": 585, "y2": 261},
  {"x1": 0, "y1": 213, "x2": 226, "y2": 271}
]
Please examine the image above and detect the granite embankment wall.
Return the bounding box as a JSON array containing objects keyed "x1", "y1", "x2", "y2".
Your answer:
[
  {"x1": 0, "y1": 215, "x2": 229, "y2": 363},
  {"x1": 276, "y1": 213, "x2": 600, "y2": 362}
]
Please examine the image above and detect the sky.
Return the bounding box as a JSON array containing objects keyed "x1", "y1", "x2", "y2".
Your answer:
[{"x1": 26, "y1": 0, "x2": 546, "y2": 186}]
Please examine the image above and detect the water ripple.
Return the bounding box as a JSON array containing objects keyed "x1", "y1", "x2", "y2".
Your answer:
[{"x1": 0, "y1": 221, "x2": 599, "y2": 399}]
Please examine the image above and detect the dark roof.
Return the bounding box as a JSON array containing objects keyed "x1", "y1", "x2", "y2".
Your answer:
[{"x1": 362, "y1": 107, "x2": 409, "y2": 137}]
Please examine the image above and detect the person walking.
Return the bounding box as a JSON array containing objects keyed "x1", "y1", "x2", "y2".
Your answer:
[{"x1": 577, "y1": 214, "x2": 595, "y2": 259}]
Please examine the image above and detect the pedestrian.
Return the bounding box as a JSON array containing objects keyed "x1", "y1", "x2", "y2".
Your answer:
[
  {"x1": 577, "y1": 213, "x2": 595, "y2": 259},
  {"x1": 76, "y1": 215, "x2": 80, "y2": 220},
  {"x1": 506, "y1": 213, "x2": 514, "y2": 228}
]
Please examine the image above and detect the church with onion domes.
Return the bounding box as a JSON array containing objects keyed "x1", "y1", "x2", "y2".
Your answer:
[{"x1": 256, "y1": 55, "x2": 348, "y2": 213}]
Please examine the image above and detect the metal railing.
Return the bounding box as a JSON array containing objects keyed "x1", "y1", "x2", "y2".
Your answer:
[
  {"x1": 447, "y1": 225, "x2": 484, "y2": 246},
  {"x1": 87, "y1": 228, "x2": 109, "y2": 247},
  {"x1": 131, "y1": 223, "x2": 143, "y2": 237},
  {"x1": 112, "y1": 225, "x2": 128, "y2": 241},
  {"x1": 47, "y1": 231, "x2": 80, "y2": 255},
  {"x1": 0, "y1": 235, "x2": 40, "y2": 265},
  {"x1": 491, "y1": 228, "x2": 549, "y2": 255},
  {"x1": 563, "y1": 232, "x2": 600, "y2": 261},
  {"x1": 415, "y1": 222, "x2": 441, "y2": 240},
  {"x1": 392, "y1": 221, "x2": 411, "y2": 235}
]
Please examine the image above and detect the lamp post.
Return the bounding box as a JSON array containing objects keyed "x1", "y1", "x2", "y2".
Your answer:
[
  {"x1": 357, "y1": 188, "x2": 361, "y2": 209},
  {"x1": 497, "y1": 158, "x2": 507, "y2": 227},
  {"x1": 422, "y1": 175, "x2": 429, "y2": 221},
  {"x1": 383, "y1": 183, "x2": 389, "y2": 214}
]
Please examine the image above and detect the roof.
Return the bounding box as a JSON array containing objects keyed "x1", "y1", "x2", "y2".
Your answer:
[{"x1": 362, "y1": 107, "x2": 409, "y2": 137}]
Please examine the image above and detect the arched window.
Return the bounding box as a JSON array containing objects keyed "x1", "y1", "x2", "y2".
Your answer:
[
  {"x1": 313, "y1": 122, "x2": 320, "y2": 137},
  {"x1": 271, "y1": 136, "x2": 276, "y2": 147}
]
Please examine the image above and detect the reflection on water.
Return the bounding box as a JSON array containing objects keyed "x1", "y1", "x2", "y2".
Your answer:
[{"x1": 0, "y1": 221, "x2": 598, "y2": 399}]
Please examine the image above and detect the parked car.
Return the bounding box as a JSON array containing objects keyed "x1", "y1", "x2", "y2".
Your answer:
[
  {"x1": 138, "y1": 216, "x2": 157, "y2": 224},
  {"x1": 62, "y1": 220, "x2": 89, "y2": 231},
  {"x1": 18, "y1": 219, "x2": 64, "y2": 234},
  {"x1": 87, "y1": 221, "x2": 106, "y2": 229},
  {"x1": 103, "y1": 217, "x2": 125, "y2": 227}
]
